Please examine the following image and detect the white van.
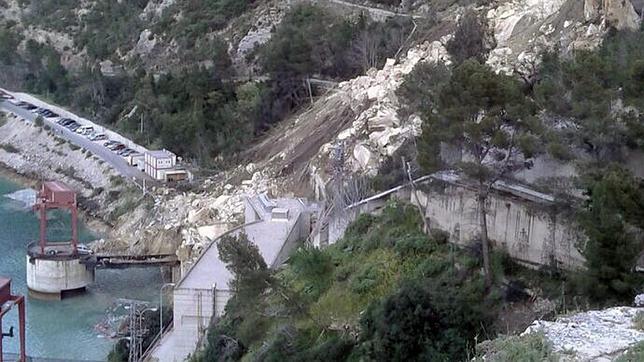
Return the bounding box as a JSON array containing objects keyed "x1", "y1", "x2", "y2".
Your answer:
[{"x1": 76, "y1": 126, "x2": 94, "y2": 135}]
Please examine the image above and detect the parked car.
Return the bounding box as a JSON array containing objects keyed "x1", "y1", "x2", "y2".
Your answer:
[
  {"x1": 104, "y1": 140, "x2": 118, "y2": 147},
  {"x1": 65, "y1": 121, "x2": 79, "y2": 129},
  {"x1": 118, "y1": 148, "x2": 135, "y2": 156},
  {"x1": 110, "y1": 144, "x2": 126, "y2": 152},
  {"x1": 68, "y1": 123, "x2": 81, "y2": 132},
  {"x1": 58, "y1": 118, "x2": 74, "y2": 126},
  {"x1": 89, "y1": 133, "x2": 107, "y2": 141},
  {"x1": 17, "y1": 102, "x2": 37, "y2": 110},
  {"x1": 76, "y1": 126, "x2": 93, "y2": 135}
]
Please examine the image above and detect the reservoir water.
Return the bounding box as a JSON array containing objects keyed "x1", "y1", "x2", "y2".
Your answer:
[{"x1": 0, "y1": 176, "x2": 163, "y2": 360}]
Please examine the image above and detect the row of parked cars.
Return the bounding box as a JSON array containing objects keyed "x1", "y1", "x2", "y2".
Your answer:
[{"x1": 12, "y1": 100, "x2": 140, "y2": 158}]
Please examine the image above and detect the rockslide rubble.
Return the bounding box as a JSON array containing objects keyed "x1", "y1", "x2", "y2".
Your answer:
[
  {"x1": 331, "y1": 41, "x2": 449, "y2": 173},
  {"x1": 304, "y1": 0, "x2": 642, "y2": 191},
  {"x1": 486, "y1": 0, "x2": 641, "y2": 75},
  {"x1": 105, "y1": 166, "x2": 277, "y2": 263},
  {"x1": 523, "y1": 307, "x2": 644, "y2": 360}
]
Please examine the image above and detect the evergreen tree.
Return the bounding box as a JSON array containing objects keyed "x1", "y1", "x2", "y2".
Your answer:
[
  {"x1": 418, "y1": 60, "x2": 542, "y2": 286},
  {"x1": 580, "y1": 166, "x2": 644, "y2": 303}
]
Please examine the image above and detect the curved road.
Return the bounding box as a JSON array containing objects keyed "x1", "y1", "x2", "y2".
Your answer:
[{"x1": 0, "y1": 99, "x2": 151, "y2": 185}]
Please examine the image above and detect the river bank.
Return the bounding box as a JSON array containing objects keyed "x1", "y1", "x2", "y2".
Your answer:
[{"x1": 0, "y1": 150, "x2": 112, "y2": 237}]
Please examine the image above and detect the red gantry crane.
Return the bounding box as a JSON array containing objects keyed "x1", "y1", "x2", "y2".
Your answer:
[
  {"x1": 33, "y1": 181, "x2": 79, "y2": 255},
  {"x1": 0, "y1": 278, "x2": 26, "y2": 362}
]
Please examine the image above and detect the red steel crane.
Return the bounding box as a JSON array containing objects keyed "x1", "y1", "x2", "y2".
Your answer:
[
  {"x1": 0, "y1": 278, "x2": 26, "y2": 362},
  {"x1": 33, "y1": 181, "x2": 79, "y2": 255}
]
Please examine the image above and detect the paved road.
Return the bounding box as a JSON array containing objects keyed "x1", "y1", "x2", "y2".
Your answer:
[
  {"x1": 325, "y1": 0, "x2": 427, "y2": 20},
  {"x1": 0, "y1": 100, "x2": 151, "y2": 185}
]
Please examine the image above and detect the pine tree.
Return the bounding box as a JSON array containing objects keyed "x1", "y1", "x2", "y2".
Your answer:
[{"x1": 418, "y1": 60, "x2": 542, "y2": 286}]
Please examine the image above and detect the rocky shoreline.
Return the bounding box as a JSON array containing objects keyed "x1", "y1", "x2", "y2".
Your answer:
[{"x1": 0, "y1": 112, "x2": 116, "y2": 237}]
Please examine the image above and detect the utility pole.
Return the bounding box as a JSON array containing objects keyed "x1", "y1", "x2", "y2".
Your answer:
[
  {"x1": 128, "y1": 302, "x2": 137, "y2": 362},
  {"x1": 402, "y1": 158, "x2": 430, "y2": 233}
]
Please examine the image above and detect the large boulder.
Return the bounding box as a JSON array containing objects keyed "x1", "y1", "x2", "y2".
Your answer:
[
  {"x1": 585, "y1": 0, "x2": 641, "y2": 29},
  {"x1": 604, "y1": 0, "x2": 641, "y2": 30},
  {"x1": 353, "y1": 144, "x2": 373, "y2": 171}
]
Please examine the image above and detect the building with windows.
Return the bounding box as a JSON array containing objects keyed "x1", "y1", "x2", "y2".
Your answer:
[{"x1": 144, "y1": 150, "x2": 177, "y2": 180}]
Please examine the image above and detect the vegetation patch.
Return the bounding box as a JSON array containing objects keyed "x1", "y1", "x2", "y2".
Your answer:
[
  {"x1": 617, "y1": 341, "x2": 644, "y2": 362},
  {"x1": 633, "y1": 311, "x2": 644, "y2": 331},
  {"x1": 475, "y1": 332, "x2": 561, "y2": 362},
  {"x1": 192, "y1": 202, "x2": 569, "y2": 361}
]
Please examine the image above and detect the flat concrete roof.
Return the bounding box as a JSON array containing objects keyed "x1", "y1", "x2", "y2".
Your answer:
[{"x1": 146, "y1": 150, "x2": 175, "y2": 158}]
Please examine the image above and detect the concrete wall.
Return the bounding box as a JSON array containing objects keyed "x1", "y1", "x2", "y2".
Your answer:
[
  {"x1": 273, "y1": 210, "x2": 307, "y2": 266},
  {"x1": 149, "y1": 197, "x2": 316, "y2": 361},
  {"x1": 168, "y1": 287, "x2": 233, "y2": 361},
  {"x1": 323, "y1": 178, "x2": 586, "y2": 270},
  {"x1": 415, "y1": 184, "x2": 585, "y2": 269},
  {"x1": 322, "y1": 187, "x2": 410, "y2": 248},
  {"x1": 26, "y1": 257, "x2": 94, "y2": 294}
]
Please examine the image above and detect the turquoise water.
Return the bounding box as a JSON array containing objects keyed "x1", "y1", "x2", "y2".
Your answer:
[{"x1": 0, "y1": 176, "x2": 163, "y2": 360}]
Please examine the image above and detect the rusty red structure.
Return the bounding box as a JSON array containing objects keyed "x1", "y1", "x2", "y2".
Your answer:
[
  {"x1": 33, "y1": 181, "x2": 78, "y2": 255},
  {"x1": 0, "y1": 278, "x2": 26, "y2": 362}
]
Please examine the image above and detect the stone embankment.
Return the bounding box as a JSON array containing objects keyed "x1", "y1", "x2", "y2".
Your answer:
[{"x1": 0, "y1": 113, "x2": 115, "y2": 196}]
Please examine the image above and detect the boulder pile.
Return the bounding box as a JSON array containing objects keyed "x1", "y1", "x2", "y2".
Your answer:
[
  {"x1": 523, "y1": 307, "x2": 644, "y2": 360},
  {"x1": 311, "y1": 40, "x2": 450, "y2": 180},
  {"x1": 486, "y1": 0, "x2": 641, "y2": 75}
]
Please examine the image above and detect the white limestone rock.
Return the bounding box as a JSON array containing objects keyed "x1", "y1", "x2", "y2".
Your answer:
[
  {"x1": 523, "y1": 307, "x2": 644, "y2": 360},
  {"x1": 353, "y1": 144, "x2": 373, "y2": 171}
]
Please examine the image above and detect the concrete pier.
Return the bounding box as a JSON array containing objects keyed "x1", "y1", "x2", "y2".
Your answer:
[{"x1": 26, "y1": 243, "x2": 94, "y2": 299}]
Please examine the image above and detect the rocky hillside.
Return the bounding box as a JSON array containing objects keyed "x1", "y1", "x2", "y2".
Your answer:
[
  {"x1": 246, "y1": 0, "x2": 643, "y2": 192},
  {"x1": 2, "y1": 0, "x2": 641, "y2": 258}
]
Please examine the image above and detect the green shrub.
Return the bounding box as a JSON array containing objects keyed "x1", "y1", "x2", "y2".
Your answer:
[
  {"x1": 358, "y1": 280, "x2": 482, "y2": 361},
  {"x1": 0, "y1": 25, "x2": 23, "y2": 65},
  {"x1": 289, "y1": 246, "x2": 334, "y2": 300},
  {"x1": 34, "y1": 116, "x2": 44, "y2": 127},
  {"x1": 578, "y1": 166, "x2": 644, "y2": 303},
  {"x1": 475, "y1": 332, "x2": 560, "y2": 362},
  {"x1": 617, "y1": 341, "x2": 644, "y2": 362}
]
